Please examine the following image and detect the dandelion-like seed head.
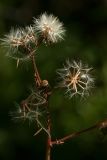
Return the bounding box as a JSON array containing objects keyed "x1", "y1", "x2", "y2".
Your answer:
[
  {"x1": 1, "y1": 26, "x2": 38, "y2": 61},
  {"x1": 2, "y1": 28, "x2": 24, "y2": 50},
  {"x1": 10, "y1": 90, "x2": 49, "y2": 135},
  {"x1": 2, "y1": 26, "x2": 36, "y2": 50},
  {"x1": 57, "y1": 60, "x2": 94, "y2": 98},
  {"x1": 33, "y1": 13, "x2": 65, "y2": 43},
  {"x1": 24, "y1": 26, "x2": 37, "y2": 45}
]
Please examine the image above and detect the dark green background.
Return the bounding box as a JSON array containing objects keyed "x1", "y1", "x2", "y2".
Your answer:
[{"x1": 0, "y1": 0, "x2": 107, "y2": 159}]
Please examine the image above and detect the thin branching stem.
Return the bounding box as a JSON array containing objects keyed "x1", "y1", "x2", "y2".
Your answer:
[
  {"x1": 46, "y1": 103, "x2": 52, "y2": 160},
  {"x1": 31, "y1": 54, "x2": 42, "y2": 87},
  {"x1": 30, "y1": 51, "x2": 52, "y2": 160},
  {"x1": 51, "y1": 119, "x2": 107, "y2": 146}
]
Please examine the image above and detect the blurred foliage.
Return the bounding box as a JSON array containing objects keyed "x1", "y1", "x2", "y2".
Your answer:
[{"x1": 1, "y1": 0, "x2": 107, "y2": 160}]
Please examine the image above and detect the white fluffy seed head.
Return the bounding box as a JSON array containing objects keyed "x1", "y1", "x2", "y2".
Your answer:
[
  {"x1": 33, "y1": 13, "x2": 65, "y2": 43},
  {"x1": 2, "y1": 28, "x2": 24, "y2": 49},
  {"x1": 57, "y1": 60, "x2": 94, "y2": 98},
  {"x1": 24, "y1": 26, "x2": 37, "y2": 44},
  {"x1": 1, "y1": 26, "x2": 38, "y2": 61},
  {"x1": 2, "y1": 26, "x2": 36, "y2": 49}
]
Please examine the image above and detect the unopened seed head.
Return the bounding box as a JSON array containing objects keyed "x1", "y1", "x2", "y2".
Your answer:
[{"x1": 42, "y1": 80, "x2": 49, "y2": 87}]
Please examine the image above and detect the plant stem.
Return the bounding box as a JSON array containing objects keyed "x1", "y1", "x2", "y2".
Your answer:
[
  {"x1": 46, "y1": 122, "x2": 51, "y2": 160},
  {"x1": 30, "y1": 52, "x2": 52, "y2": 160},
  {"x1": 46, "y1": 105, "x2": 52, "y2": 160},
  {"x1": 31, "y1": 54, "x2": 41, "y2": 87},
  {"x1": 51, "y1": 119, "x2": 107, "y2": 146}
]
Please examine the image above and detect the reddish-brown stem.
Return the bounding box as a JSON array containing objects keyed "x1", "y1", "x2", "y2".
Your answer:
[
  {"x1": 31, "y1": 54, "x2": 41, "y2": 87},
  {"x1": 51, "y1": 124, "x2": 97, "y2": 145},
  {"x1": 46, "y1": 121, "x2": 51, "y2": 160},
  {"x1": 46, "y1": 106, "x2": 52, "y2": 160},
  {"x1": 51, "y1": 119, "x2": 107, "y2": 146}
]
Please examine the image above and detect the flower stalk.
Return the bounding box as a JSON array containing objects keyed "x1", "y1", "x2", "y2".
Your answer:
[
  {"x1": 46, "y1": 108, "x2": 52, "y2": 160},
  {"x1": 51, "y1": 119, "x2": 107, "y2": 146},
  {"x1": 31, "y1": 54, "x2": 41, "y2": 87}
]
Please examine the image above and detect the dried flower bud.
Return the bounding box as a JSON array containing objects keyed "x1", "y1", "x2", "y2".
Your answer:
[
  {"x1": 41, "y1": 80, "x2": 49, "y2": 87},
  {"x1": 57, "y1": 60, "x2": 94, "y2": 98},
  {"x1": 33, "y1": 13, "x2": 65, "y2": 43}
]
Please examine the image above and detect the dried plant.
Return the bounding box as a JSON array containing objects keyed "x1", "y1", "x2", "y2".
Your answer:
[
  {"x1": 1, "y1": 13, "x2": 107, "y2": 160},
  {"x1": 57, "y1": 60, "x2": 94, "y2": 98}
]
